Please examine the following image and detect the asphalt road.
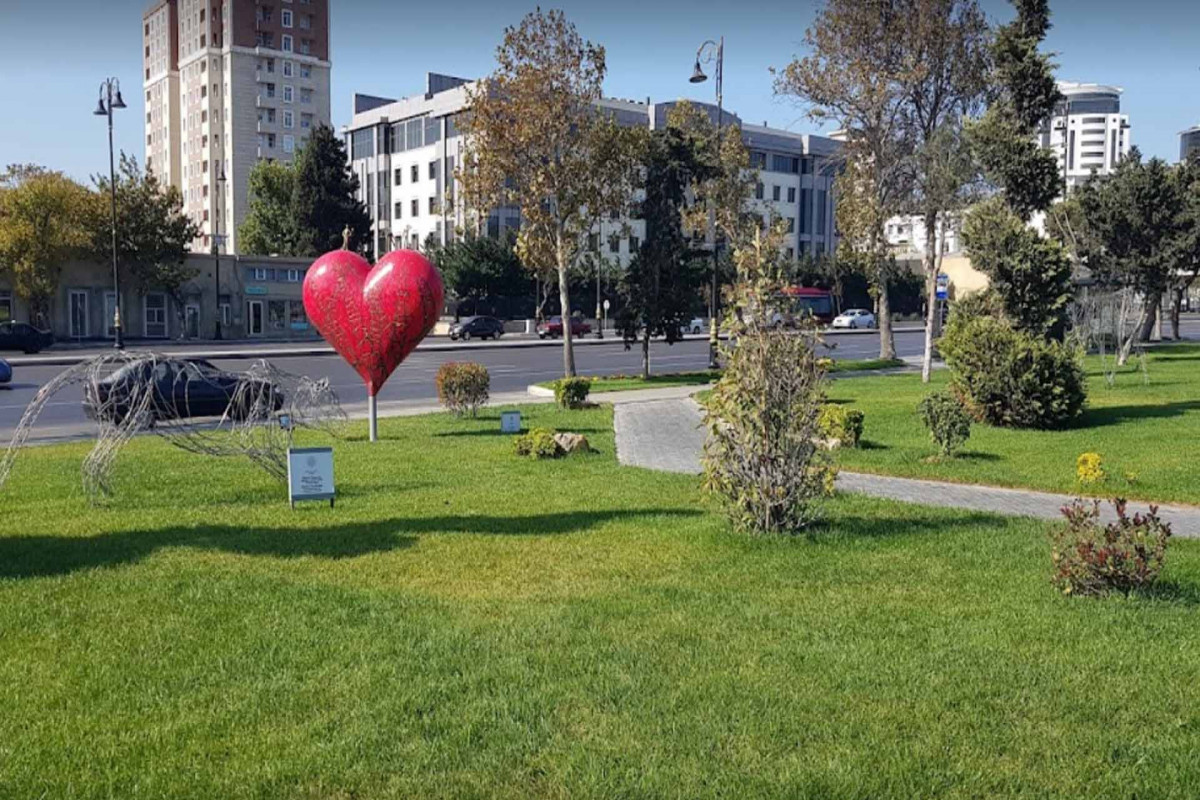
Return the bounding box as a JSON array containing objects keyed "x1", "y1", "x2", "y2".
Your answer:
[{"x1": 0, "y1": 328, "x2": 927, "y2": 442}]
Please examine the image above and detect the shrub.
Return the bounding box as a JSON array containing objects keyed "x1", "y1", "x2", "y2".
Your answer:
[
  {"x1": 553, "y1": 377, "x2": 591, "y2": 409},
  {"x1": 1076, "y1": 452, "x2": 1106, "y2": 485},
  {"x1": 514, "y1": 428, "x2": 561, "y2": 459},
  {"x1": 939, "y1": 308, "x2": 1086, "y2": 429},
  {"x1": 702, "y1": 327, "x2": 835, "y2": 535},
  {"x1": 435, "y1": 362, "x2": 490, "y2": 417},
  {"x1": 917, "y1": 392, "x2": 972, "y2": 457},
  {"x1": 1051, "y1": 499, "x2": 1172, "y2": 596},
  {"x1": 817, "y1": 404, "x2": 864, "y2": 448}
]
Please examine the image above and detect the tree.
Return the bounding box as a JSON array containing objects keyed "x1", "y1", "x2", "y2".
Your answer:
[
  {"x1": 238, "y1": 160, "x2": 296, "y2": 256},
  {"x1": 895, "y1": 0, "x2": 990, "y2": 381},
  {"x1": 459, "y1": 9, "x2": 642, "y2": 377},
  {"x1": 1167, "y1": 155, "x2": 1200, "y2": 340},
  {"x1": 290, "y1": 124, "x2": 371, "y2": 257},
  {"x1": 774, "y1": 0, "x2": 917, "y2": 360},
  {"x1": 1072, "y1": 150, "x2": 1188, "y2": 362},
  {"x1": 963, "y1": 0, "x2": 1072, "y2": 341},
  {"x1": 433, "y1": 233, "x2": 531, "y2": 317},
  {"x1": 91, "y1": 154, "x2": 199, "y2": 330},
  {"x1": 617, "y1": 109, "x2": 713, "y2": 378},
  {"x1": 0, "y1": 164, "x2": 97, "y2": 325}
]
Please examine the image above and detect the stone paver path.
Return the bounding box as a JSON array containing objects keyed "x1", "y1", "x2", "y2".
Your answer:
[{"x1": 612, "y1": 395, "x2": 1200, "y2": 537}]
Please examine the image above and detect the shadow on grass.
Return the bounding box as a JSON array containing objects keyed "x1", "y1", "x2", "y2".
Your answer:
[
  {"x1": 856, "y1": 440, "x2": 890, "y2": 451},
  {"x1": 957, "y1": 451, "x2": 1002, "y2": 462},
  {"x1": 1136, "y1": 580, "x2": 1200, "y2": 606},
  {"x1": 0, "y1": 508, "x2": 700, "y2": 580},
  {"x1": 806, "y1": 508, "x2": 1008, "y2": 542},
  {"x1": 433, "y1": 426, "x2": 609, "y2": 438},
  {"x1": 1068, "y1": 400, "x2": 1200, "y2": 429}
]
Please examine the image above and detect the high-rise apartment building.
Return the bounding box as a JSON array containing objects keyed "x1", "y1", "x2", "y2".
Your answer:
[
  {"x1": 1037, "y1": 81, "x2": 1131, "y2": 192},
  {"x1": 141, "y1": 0, "x2": 332, "y2": 255},
  {"x1": 344, "y1": 73, "x2": 841, "y2": 265},
  {"x1": 1181, "y1": 125, "x2": 1200, "y2": 162}
]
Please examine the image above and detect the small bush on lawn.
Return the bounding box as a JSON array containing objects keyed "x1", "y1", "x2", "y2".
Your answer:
[
  {"x1": 514, "y1": 428, "x2": 561, "y2": 459},
  {"x1": 939, "y1": 304, "x2": 1086, "y2": 429},
  {"x1": 817, "y1": 404, "x2": 864, "y2": 448},
  {"x1": 435, "y1": 362, "x2": 490, "y2": 417},
  {"x1": 1077, "y1": 452, "x2": 1106, "y2": 485},
  {"x1": 1051, "y1": 499, "x2": 1172, "y2": 596},
  {"x1": 553, "y1": 377, "x2": 591, "y2": 409},
  {"x1": 917, "y1": 392, "x2": 972, "y2": 457}
]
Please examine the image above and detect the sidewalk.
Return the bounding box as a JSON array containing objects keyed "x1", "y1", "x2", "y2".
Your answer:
[{"x1": 611, "y1": 396, "x2": 1200, "y2": 538}]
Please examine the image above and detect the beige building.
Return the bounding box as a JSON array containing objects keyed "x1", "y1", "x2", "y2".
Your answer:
[{"x1": 142, "y1": 0, "x2": 332, "y2": 256}]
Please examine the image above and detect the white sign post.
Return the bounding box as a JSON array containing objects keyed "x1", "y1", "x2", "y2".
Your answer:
[{"x1": 287, "y1": 447, "x2": 336, "y2": 508}]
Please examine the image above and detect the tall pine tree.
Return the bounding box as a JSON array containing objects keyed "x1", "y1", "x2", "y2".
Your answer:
[{"x1": 290, "y1": 124, "x2": 371, "y2": 256}]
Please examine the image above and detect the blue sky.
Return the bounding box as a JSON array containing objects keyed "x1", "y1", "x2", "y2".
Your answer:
[{"x1": 2, "y1": 0, "x2": 1197, "y2": 184}]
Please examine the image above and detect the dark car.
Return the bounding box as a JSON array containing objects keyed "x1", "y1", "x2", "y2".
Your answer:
[
  {"x1": 536, "y1": 316, "x2": 592, "y2": 339},
  {"x1": 0, "y1": 321, "x2": 54, "y2": 354},
  {"x1": 83, "y1": 358, "x2": 284, "y2": 423},
  {"x1": 0, "y1": 359, "x2": 10, "y2": 386},
  {"x1": 449, "y1": 315, "x2": 505, "y2": 341}
]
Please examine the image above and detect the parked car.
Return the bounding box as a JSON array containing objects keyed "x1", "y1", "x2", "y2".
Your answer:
[
  {"x1": 831, "y1": 309, "x2": 877, "y2": 329},
  {"x1": 536, "y1": 316, "x2": 592, "y2": 339},
  {"x1": 685, "y1": 318, "x2": 707, "y2": 335},
  {"x1": 449, "y1": 315, "x2": 505, "y2": 341},
  {"x1": 0, "y1": 321, "x2": 54, "y2": 354},
  {"x1": 83, "y1": 358, "x2": 283, "y2": 423},
  {"x1": 0, "y1": 358, "x2": 11, "y2": 386}
]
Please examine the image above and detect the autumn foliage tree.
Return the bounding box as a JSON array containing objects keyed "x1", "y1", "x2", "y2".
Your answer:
[{"x1": 459, "y1": 9, "x2": 642, "y2": 377}]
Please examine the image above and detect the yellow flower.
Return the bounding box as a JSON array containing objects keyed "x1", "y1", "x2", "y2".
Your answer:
[{"x1": 1076, "y1": 452, "x2": 1105, "y2": 485}]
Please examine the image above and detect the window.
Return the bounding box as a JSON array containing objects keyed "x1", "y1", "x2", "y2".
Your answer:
[
  {"x1": 786, "y1": 217, "x2": 795, "y2": 233},
  {"x1": 588, "y1": 233, "x2": 599, "y2": 252},
  {"x1": 282, "y1": 134, "x2": 294, "y2": 154},
  {"x1": 428, "y1": 161, "x2": 437, "y2": 181},
  {"x1": 787, "y1": 187, "x2": 796, "y2": 203},
  {"x1": 265, "y1": 82, "x2": 275, "y2": 98},
  {"x1": 772, "y1": 185, "x2": 781, "y2": 201},
  {"x1": 301, "y1": 113, "x2": 313, "y2": 129},
  {"x1": 258, "y1": 6, "x2": 273, "y2": 23},
  {"x1": 283, "y1": 110, "x2": 293, "y2": 128},
  {"x1": 800, "y1": 189, "x2": 813, "y2": 234},
  {"x1": 300, "y1": 88, "x2": 312, "y2": 104},
  {"x1": 801, "y1": 158, "x2": 812, "y2": 175},
  {"x1": 609, "y1": 236, "x2": 620, "y2": 254},
  {"x1": 282, "y1": 60, "x2": 293, "y2": 77},
  {"x1": 411, "y1": 199, "x2": 419, "y2": 217},
  {"x1": 428, "y1": 196, "x2": 436, "y2": 214},
  {"x1": 406, "y1": 118, "x2": 424, "y2": 150},
  {"x1": 770, "y1": 154, "x2": 799, "y2": 173},
  {"x1": 199, "y1": 8, "x2": 205, "y2": 21},
  {"x1": 286, "y1": 268, "x2": 300, "y2": 282},
  {"x1": 786, "y1": 247, "x2": 794, "y2": 260},
  {"x1": 816, "y1": 189, "x2": 827, "y2": 233},
  {"x1": 282, "y1": 34, "x2": 293, "y2": 52},
  {"x1": 144, "y1": 293, "x2": 168, "y2": 338},
  {"x1": 394, "y1": 168, "x2": 402, "y2": 185},
  {"x1": 300, "y1": 64, "x2": 312, "y2": 79},
  {"x1": 749, "y1": 151, "x2": 767, "y2": 169},
  {"x1": 281, "y1": 9, "x2": 292, "y2": 27},
  {"x1": 754, "y1": 182, "x2": 764, "y2": 200},
  {"x1": 394, "y1": 201, "x2": 403, "y2": 218},
  {"x1": 411, "y1": 164, "x2": 419, "y2": 182},
  {"x1": 630, "y1": 235, "x2": 640, "y2": 252},
  {"x1": 283, "y1": 85, "x2": 293, "y2": 103},
  {"x1": 299, "y1": 13, "x2": 311, "y2": 29},
  {"x1": 351, "y1": 128, "x2": 373, "y2": 159}
]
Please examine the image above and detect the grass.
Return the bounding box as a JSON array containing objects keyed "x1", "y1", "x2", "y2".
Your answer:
[
  {"x1": 2, "y1": 407, "x2": 1200, "y2": 798},
  {"x1": 548, "y1": 357, "x2": 907, "y2": 394},
  {"x1": 832, "y1": 342, "x2": 1200, "y2": 505}
]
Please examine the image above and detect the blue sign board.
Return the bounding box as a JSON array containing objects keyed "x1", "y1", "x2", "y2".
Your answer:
[
  {"x1": 935, "y1": 274, "x2": 949, "y2": 301},
  {"x1": 245, "y1": 285, "x2": 268, "y2": 296}
]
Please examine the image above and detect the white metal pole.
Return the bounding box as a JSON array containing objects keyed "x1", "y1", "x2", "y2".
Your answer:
[{"x1": 368, "y1": 394, "x2": 378, "y2": 442}]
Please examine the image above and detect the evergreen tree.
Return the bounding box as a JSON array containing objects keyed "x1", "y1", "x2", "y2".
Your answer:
[
  {"x1": 238, "y1": 159, "x2": 296, "y2": 256},
  {"x1": 290, "y1": 124, "x2": 371, "y2": 256}
]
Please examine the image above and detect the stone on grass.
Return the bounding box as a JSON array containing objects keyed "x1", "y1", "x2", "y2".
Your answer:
[{"x1": 553, "y1": 432, "x2": 593, "y2": 455}]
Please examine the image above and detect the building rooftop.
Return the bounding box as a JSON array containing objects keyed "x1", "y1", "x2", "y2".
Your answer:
[{"x1": 1057, "y1": 81, "x2": 1123, "y2": 97}]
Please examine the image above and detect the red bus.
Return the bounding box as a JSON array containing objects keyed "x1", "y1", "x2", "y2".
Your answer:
[{"x1": 780, "y1": 286, "x2": 838, "y2": 326}]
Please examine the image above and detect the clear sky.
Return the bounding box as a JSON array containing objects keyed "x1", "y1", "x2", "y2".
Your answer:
[{"x1": 1, "y1": 0, "x2": 1197, "y2": 184}]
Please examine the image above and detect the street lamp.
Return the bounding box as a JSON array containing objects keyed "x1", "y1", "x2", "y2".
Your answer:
[
  {"x1": 94, "y1": 77, "x2": 127, "y2": 349},
  {"x1": 213, "y1": 163, "x2": 227, "y2": 339},
  {"x1": 690, "y1": 37, "x2": 723, "y2": 370}
]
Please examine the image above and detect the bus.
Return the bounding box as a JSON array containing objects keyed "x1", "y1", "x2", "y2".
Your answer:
[{"x1": 779, "y1": 286, "x2": 837, "y2": 326}]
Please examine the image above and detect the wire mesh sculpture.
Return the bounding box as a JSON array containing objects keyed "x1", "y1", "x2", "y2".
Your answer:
[{"x1": 0, "y1": 351, "x2": 346, "y2": 501}]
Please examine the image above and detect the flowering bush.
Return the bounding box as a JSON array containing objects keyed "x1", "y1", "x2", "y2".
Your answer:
[
  {"x1": 1050, "y1": 499, "x2": 1172, "y2": 596},
  {"x1": 817, "y1": 404, "x2": 864, "y2": 448},
  {"x1": 435, "y1": 362, "x2": 490, "y2": 417},
  {"x1": 1076, "y1": 452, "x2": 1106, "y2": 485},
  {"x1": 514, "y1": 428, "x2": 561, "y2": 459},
  {"x1": 553, "y1": 377, "x2": 592, "y2": 409}
]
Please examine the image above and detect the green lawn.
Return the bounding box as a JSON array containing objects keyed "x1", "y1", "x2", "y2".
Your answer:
[
  {"x1": 555, "y1": 358, "x2": 906, "y2": 394},
  {"x1": 2, "y1": 404, "x2": 1200, "y2": 798},
  {"x1": 832, "y1": 342, "x2": 1200, "y2": 505}
]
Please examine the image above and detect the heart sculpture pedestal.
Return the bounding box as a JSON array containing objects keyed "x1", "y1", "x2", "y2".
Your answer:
[{"x1": 302, "y1": 248, "x2": 444, "y2": 441}]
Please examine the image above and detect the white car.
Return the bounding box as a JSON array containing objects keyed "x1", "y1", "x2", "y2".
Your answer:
[
  {"x1": 684, "y1": 318, "x2": 708, "y2": 335},
  {"x1": 831, "y1": 309, "x2": 877, "y2": 329}
]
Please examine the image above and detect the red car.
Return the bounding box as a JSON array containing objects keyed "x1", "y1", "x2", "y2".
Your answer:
[{"x1": 536, "y1": 315, "x2": 592, "y2": 339}]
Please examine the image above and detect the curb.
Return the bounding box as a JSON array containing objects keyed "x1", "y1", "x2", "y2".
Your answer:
[{"x1": 527, "y1": 385, "x2": 556, "y2": 398}]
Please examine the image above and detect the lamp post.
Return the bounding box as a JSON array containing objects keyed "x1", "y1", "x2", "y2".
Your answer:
[
  {"x1": 213, "y1": 163, "x2": 227, "y2": 339},
  {"x1": 690, "y1": 37, "x2": 723, "y2": 370},
  {"x1": 94, "y1": 77, "x2": 127, "y2": 349}
]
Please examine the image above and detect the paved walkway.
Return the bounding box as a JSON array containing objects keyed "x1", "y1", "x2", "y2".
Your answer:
[{"x1": 612, "y1": 397, "x2": 1200, "y2": 538}]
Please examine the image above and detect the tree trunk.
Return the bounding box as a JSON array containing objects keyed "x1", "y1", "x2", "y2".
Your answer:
[
  {"x1": 641, "y1": 331, "x2": 650, "y2": 380},
  {"x1": 1170, "y1": 287, "x2": 1183, "y2": 340},
  {"x1": 1117, "y1": 301, "x2": 1152, "y2": 366},
  {"x1": 1137, "y1": 292, "x2": 1160, "y2": 342},
  {"x1": 877, "y1": 277, "x2": 896, "y2": 361},
  {"x1": 556, "y1": 230, "x2": 576, "y2": 378},
  {"x1": 920, "y1": 213, "x2": 939, "y2": 383}
]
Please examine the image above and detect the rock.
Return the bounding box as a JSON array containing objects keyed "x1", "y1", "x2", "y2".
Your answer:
[{"x1": 553, "y1": 432, "x2": 593, "y2": 454}]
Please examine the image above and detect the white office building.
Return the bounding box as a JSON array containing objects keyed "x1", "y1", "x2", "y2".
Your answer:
[
  {"x1": 344, "y1": 73, "x2": 841, "y2": 265},
  {"x1": 1181, "y1": 125, "x2": 1200, "y2": 162},
  {"x1": 1038, "y1": 81, "x2": 1131, "y2": 191}
]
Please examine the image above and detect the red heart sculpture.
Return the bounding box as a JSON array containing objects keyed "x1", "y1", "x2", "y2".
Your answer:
[{"x1": 303, "y1": 249, "x2": 444, "y2": 396}]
